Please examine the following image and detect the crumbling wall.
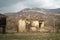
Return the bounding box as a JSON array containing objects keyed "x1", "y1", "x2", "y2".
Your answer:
[
  {"x1": 41, "y1": 21, "x2": 44, "y2": 27},
  {"x1": 18, "y1": 19, "x2": 26, "y2": 32},
  {"x1": 31, "y1": 21, "x2": 39, "y2": 28}
]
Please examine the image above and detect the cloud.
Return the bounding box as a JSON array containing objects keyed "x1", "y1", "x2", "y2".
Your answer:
[
  {"x1": 0, "y1": 0, "x2": 60, "y2": 13},
  {"x1": 0, "y1": 2, "x2": 27, "y2": 13},
  {"x1": 0, "y1": 0, "x2": 25, "y2": 8},
  {"x1": 24, "y1": 0, "x2": 60, "y2": 9}
]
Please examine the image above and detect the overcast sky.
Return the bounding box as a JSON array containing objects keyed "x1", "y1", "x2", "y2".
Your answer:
[{"x1": 0, "y1": 0, "x2": 60, "y2": 13}]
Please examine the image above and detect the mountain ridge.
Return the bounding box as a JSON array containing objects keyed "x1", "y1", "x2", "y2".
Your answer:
[{"x1": 4, "y1": 8, "x2": 60, "y2": 16}]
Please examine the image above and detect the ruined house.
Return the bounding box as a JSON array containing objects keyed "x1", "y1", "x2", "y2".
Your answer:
[
  {"x1": 18, "y1": 16, "x2": 47, "y2": 32},
  {"x1": 6, "y1": 8, "x2": 56, "y2": 33}
]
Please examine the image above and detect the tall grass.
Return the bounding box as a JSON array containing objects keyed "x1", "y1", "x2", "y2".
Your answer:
[{"x1": 0, "y1": 32, "x2": 60, "y2": 40}]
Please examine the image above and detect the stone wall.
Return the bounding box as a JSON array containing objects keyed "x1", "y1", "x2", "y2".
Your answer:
[{"x1": 18, "y1": 19, "x2": 26, "y2": 32}]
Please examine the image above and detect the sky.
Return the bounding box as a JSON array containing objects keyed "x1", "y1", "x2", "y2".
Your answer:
[{"x1": 0, "y1": 0, "x2": 60, "y2": 13}]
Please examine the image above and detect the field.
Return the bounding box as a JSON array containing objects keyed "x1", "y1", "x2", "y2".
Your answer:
[{"x1": 0, "y1": 32, "x2": 60, "y2": 40}]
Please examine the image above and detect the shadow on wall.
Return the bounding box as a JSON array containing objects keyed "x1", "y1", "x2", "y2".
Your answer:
[{"x1": 0, "y1": 14, "x2": 6, "y2": 34}]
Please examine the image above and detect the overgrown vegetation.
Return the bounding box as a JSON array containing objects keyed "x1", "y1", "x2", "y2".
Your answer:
[{"x1": 0, "y1": 32, "x2": 60, "y2": 40}]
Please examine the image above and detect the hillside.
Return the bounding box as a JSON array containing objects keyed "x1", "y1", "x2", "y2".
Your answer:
[{"x1": 5, "y1": 8, "x2": 60, "y2": 32}]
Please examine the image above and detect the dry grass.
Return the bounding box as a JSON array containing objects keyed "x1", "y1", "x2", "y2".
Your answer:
[{"x1": 0, "y1": 32, "x2": 60, "y2": 40}]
